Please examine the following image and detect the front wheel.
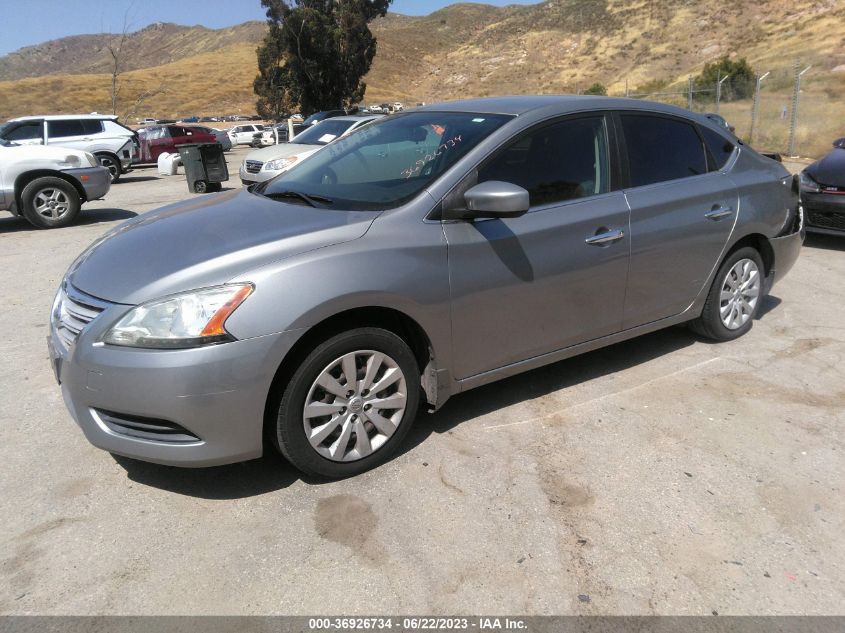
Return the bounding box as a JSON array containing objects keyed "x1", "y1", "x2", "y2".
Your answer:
[
  {"x1": 690, "y1": 246, "x2": 764, "y2": 341},
  {"x1": 274, "y1": 328, "x2": 420, "y2": 478},
  {"x1": 20, "y1": 177, "x2": 81, "y2": 229}
]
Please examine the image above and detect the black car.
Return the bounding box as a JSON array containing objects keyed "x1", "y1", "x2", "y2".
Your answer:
[
  {"x1": 800, "y1": 138, "x2": 845, "y2": 235},
  {"x1": 290, "y1": 109, "x2": 346, "y2": 138}
]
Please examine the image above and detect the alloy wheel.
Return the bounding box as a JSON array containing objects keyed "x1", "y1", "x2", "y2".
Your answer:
[
  {"x1": 303, "y1": 350, "x2": 408, "y2": 462},
  {"x1": 33, "y1": 188, "x2": 70, "y2": 219},
  {"x1": 719, "y1": 258, "x2": 761, "y2": 330}
]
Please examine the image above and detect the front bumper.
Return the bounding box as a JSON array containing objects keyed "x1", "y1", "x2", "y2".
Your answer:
[
  {"x1": 49, "y1": 289, "x2": 301, "y2": 467},
  {"x1": 803, "y1": 192, "x2": 845, "y2": 235},
  {"x1": 63, "y1": 166, "x2": 111, "y2": 201}
]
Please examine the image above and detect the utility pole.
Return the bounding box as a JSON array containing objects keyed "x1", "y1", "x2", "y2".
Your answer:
[
  {"x1": 715, "y1": 72, "x2": 730, "y2": 114},
  {"x1": 749, "y1": 71, "x2": 770, "y2": 146},
  {"x1": 787, "y1": 62, "x2": 811, "y2": 156}
]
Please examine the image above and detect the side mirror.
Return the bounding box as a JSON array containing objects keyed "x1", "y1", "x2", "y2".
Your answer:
[
  {"x1": 833, "y1": 138, "x2": 845, "y2": 149},
  {"x1": 455, "y1": 181, "x2": 530, "y2": 220}
]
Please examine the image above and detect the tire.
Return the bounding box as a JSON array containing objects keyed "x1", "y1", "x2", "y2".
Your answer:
[
  {"x1": 274, "y1": 327, "x2": 421, "y2": 478},
  {"x1": 96, "y1": 154, "x2": 121, "y2": 183},
  {"x1": 20, "y1": 177, "x2": 81, "y2": 229},
  {"x1": 690, "y1": 246, "x2": 765, "y2": 341},
  {"x1": 193, "y1": 180, "x2": 207, "y2": 193}
]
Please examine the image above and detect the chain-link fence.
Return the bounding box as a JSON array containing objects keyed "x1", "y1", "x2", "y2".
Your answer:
[{"x1": 619, "y1": 62, "x2": 836, "y2": 159}]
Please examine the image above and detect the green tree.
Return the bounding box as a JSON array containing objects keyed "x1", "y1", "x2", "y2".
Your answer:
[
  {"x1": 254, "y1": 0, "x2": 391, "y2": 119},
  {"x1": 696, "y1": 56, "x2": 756, "y2": 101},
  {"x1": 583, "y1": 82, "x2": 607, "y2": 96}
]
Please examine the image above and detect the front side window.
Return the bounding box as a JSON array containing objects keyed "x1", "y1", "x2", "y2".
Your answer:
[
  {"x1": 621, "y1": 114, "x2": 707, "y2": 187},
  {"x1": 259, "y1": 111, "x2": 512, "y2": 210},
  {"x1": 478, "y1": 116, "x2": 610, "y2": 207},
  {"x1": 48, "y1": 120, "x2": 86, "y2": 138},
  {"x1": 1, "y1": 121, "x2": 43, "y2": 141}
]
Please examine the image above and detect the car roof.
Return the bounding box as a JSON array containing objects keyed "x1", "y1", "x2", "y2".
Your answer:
[
  {"x1": 414, "y1": 95, "x2": 700, "y2": 118},
  {"x1": 9, "y1": 114, "x2": 119, "y2": 122},
  {"x1": 319, "y1": 115, "x2": 385, "y2": 123}
]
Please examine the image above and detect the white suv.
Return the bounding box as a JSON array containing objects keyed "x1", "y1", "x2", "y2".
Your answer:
[
  {"x1": 228, "y1": 124, "x2": 265, "y2": 146},
  {"x1": 0, "y1": 115, "x2": 137, "y2": 183}
]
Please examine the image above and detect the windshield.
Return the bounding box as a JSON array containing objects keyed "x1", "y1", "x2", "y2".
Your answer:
[
  {"x1": 293, "y1": 119, "x2": 358, "y2": 146},
  {"x1": 258, "y1": 111, "x2": 512, "y2": 210}
]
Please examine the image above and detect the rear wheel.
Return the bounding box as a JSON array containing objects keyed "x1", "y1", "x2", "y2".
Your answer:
[
  {"x1": 274, "y1": 328, "x2": 420, "y2": 478},
  {"x1": 96, "y1": 154, "x2": 121, "y2": 183},
  {"x1": 20, "y1": 177, "x2": 81, "y2": 229},
  {"x1": 690, "y1": 246, "x2": 764, "y2": 341},
  {"x1": 193, "y1": 180, "x2": 208, "y2": 193}
]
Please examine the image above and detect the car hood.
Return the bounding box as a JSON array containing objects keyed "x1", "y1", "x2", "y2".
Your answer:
[
  {"x1": 246, "y1": 143, "x2": 321, "y2": 162},
  {"x1": 0, "y1": 143, "x2": 90, "y2": 163},
  {"x1": 68, "y1": 187, "x2": 380, "y2": 305},
  {"x1": 805, "y1": 148, "x2": 845, "y2": 186}
]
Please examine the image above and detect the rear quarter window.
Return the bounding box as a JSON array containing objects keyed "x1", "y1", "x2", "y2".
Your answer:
[
  {"x1": 621, "y1": 114, "x2": 708, "y2": 187},
  {"x1": 699, "y1": 125, "x2": 736, "y2": 171}
]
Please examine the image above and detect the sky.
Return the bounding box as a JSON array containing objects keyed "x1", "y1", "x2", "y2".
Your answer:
[{"x1": 0, "y1": 0, "x2": 543, "y2": 56}]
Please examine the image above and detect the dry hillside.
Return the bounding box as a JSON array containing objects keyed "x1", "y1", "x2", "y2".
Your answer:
[{"x1": 0, "y1": 0, "x2": 843, "y2": 155}]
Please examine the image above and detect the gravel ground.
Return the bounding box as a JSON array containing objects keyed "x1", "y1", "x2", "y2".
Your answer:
[{"x1": 0, "y1": 146, "x2": 843, "y2": 615}]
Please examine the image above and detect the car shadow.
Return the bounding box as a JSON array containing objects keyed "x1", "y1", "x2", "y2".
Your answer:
[
  {"x1": 112, "y1": 326, "x2": 698, "y2": 499},
  {"x1": 804, "y1": 233, "x2": 845, "y2": 251},
  {"x1": 0, "y1": 208, "x2": 137, "y2": 233},
  {"x1": 116, "y1": 176, "x2": 160, "y2": 184}
]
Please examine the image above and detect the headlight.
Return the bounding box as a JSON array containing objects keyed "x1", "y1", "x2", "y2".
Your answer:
[
  {"x1": 102, "y1": 284, "x2": 253, "y2": 349},
  {"x1": 264, "y1": 156, "x2": 298, "y2": 171},
  {"x1": 58, "y1": 154, "x2": 82, "y2": 168},
  {"x1": 799, "y1": 171, "x2": 821, "y2": 193}
]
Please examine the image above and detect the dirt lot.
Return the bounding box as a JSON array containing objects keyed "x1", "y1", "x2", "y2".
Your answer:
[{"x1": 0, "y1": 146, "x2": 843, "y2": 615}]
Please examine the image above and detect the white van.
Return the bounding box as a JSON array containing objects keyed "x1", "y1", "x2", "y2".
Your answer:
[{"x1": 0, "y1": 115, "x2": 138, "y2": 183}]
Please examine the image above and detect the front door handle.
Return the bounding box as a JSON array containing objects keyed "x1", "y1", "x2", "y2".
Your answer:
[
  {"x1": 585, "y1": 228, "x2": 625, "y2": 246},
  {"x1": 705, "y1": 205, "x2": 734, "y2": 221}
]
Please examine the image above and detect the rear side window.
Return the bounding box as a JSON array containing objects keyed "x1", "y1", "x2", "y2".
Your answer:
[
  {"x1": 48, "y1": 120, "x2": 85, "y2": 138},
  {"x1": 699, "y1": 125, "x2": 735, "y2": 171},
  {"x1": 621, "y1": 114, "x2": 707, "y2": 187},
  {"x1": 81, "y1": 120, "x2": 104, "y2": 135},
  {"x1": 479, "y1": 116, "x2": 610, "y2": 207}
]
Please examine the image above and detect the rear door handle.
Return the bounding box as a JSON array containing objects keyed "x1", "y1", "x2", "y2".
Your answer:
[
  {"x1": 585, "y1": 228, "x2": 625, "y2": 246},
  {"x1": 705, "y1": 206, "x2": 734, "y2": 220}
]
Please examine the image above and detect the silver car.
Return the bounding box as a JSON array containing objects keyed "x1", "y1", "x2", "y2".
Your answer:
[
  {"x1": 239, "y1": 115, "x2": 382, "y2": 185},
  {"x1": 48, "y1": 96, "x2": 804, "y2": 478}
]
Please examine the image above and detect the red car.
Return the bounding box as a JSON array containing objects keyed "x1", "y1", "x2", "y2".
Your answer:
[{"x1": 135, "y1": 125, "x2": 217, "y2": 163}]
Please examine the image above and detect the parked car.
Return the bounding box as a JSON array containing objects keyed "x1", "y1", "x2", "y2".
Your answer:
[
  {"x1": 199, "y1": 116, "x2": 218, "y2": 123},
  {"x1": 193, "y1": 126, "x2": 233, "y2": 151},
  {"x1": 140, "y1": 118, "x2": 157, "y2": 126},
  {"x1": 181, "y1": 116, "x2": 200, "y2": 124},
  {"x1": 251, "y1": 124, "x2": 289, "y2": 148},
  {"x1": 240, "y1": 115, "x2": 381, "y2": 185},
  {"x1": 228, "y1": 124, "x2": 265, "y2": 146},
  {"x1": 135, "y1": 125, "x2": 217, "y2": 163},
  {"x1": 369, "y1": 104, "x2": 383, "y2": 113},
  {"x1": 393, "y1": 102, "x2": 404, "y2": 112},
  {"x1": 48, "y1": 96, "x2": 803, "y2": 478},
  {"x1": 0, "y1": 114, "x2": 137, "y2": 183},
  {"x1": 800, "y1": 137, "x2": 845, "y2": 234},
  {"x1": 1, "y1": 138, "x2": 110, "y2": 228},
  {"x1": 290, "y1": 110, "x2": 346, "y2": 138}
]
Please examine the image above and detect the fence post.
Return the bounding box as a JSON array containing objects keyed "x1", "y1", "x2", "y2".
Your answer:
[
  {"x1": 787, "y1": 62, "x2": 811, "y2": 156},
  {"x1": 716, "y1": 72, "x2": 730, "y2": 114},
  {"x1": 749, "y1": 71, "x2": 770, "y2": 146},
  {"x1": 687, "y1": 76, "x2": 693, "y2": 110}
]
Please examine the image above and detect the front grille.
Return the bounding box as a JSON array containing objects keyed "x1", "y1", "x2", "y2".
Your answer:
[
  {"x1": 245, "y1": 160, "x2": 263, "y2": 174},
  {"x1": 94, "y1": 409, "x2": 201, "y2": 444},
  {"x1": 807, "y1": 210, "x2": 845, "y2": 232},
  {"x1": 54, "y1": 284, "x2": 110, "y2": 348}
]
